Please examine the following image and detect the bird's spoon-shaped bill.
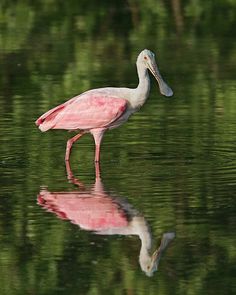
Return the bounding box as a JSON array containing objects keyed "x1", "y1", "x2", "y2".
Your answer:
[{"x1": 148, "y1": 61, "x2": 173, "y2": 97}]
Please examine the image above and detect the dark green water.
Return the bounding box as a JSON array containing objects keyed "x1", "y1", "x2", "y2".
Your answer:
[{"x1": 0, "y1": 1, "x2": 236, "y2": 294}]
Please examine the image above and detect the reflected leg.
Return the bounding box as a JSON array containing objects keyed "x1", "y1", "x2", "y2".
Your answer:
[{"x1": 65, "y1": 160, "x2": 85, "y2": 189}]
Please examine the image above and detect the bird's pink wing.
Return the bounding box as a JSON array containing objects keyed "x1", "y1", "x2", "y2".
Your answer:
[
  {"x1": 37, "y1": 192, "x2": 128, "y2": 230},
  {"x1": 36, "y1": 93, "x2": 127, "y2": 131}
]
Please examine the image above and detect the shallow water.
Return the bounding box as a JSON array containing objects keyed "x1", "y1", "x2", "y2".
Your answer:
[{"x1": 0, "y1": 1, "x2": 236, "y2": 294}]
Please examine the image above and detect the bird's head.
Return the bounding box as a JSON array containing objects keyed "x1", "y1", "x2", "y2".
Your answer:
[{"x1": 137, "y1": 49, "x2": 173, "y2": 97}]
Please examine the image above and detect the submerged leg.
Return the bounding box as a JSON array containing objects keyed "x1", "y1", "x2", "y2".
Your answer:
[
  {"x1": 65, "y1": 132, "x2": 84, "y2": 161},
  {"x1": 91, "y1": 129, "x2": 105, "y2": 162}
]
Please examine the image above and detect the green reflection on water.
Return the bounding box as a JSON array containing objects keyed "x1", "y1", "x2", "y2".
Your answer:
[{"x1": 0, "y1": 1, "x2": 236, "y2": 295}]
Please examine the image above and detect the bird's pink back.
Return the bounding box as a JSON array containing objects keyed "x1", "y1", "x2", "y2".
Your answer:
[{"x1": 36, "y1": 93, "x2": 127, "y2": 132}]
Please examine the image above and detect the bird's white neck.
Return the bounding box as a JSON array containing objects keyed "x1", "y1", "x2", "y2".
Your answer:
[{"x1": 130, "y1": 61, "x2": 150, "y2": 110}]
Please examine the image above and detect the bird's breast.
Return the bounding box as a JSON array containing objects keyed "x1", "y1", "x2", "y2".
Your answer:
[{"x1": 108, "y1": 108, "x2": 133, "y2": 130}]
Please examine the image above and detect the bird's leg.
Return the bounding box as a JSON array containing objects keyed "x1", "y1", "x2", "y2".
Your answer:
[
  {"x1": 95, "y1": 161, "x2": 101, "y2": 179},
  {"x1": 65, "y1": 132, "x2": 84, "y2": 162},
  {"x1": 91, "y1": 129, "x2": 105, "y2": 162}
]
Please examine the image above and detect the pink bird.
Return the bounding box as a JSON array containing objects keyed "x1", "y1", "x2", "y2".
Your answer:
[{"x1": 35, "y1": 49, "x2": 173, "y2": 162}]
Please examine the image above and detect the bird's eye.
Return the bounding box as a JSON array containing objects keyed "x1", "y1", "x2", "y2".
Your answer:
[{"x1": 144, "y1": 56, "x2": 147, "y2": 60}]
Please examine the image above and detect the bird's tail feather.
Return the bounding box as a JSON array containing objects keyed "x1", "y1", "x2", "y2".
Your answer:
[{"x1": 35, "y1": 104, "x2": 65, "y2": 131}]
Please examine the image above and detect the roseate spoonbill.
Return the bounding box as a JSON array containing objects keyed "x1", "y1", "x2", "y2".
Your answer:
[
  {"x1": 37, "y1": 163, "x2": 175, "y2": 276},
  {"x1": 35, "y1": 49, "x2": 173, "y2": 162}
]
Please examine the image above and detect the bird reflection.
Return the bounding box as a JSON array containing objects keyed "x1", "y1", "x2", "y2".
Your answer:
[{"x1": 37, "y1": 163, "x2": 175, "y2": 277}]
